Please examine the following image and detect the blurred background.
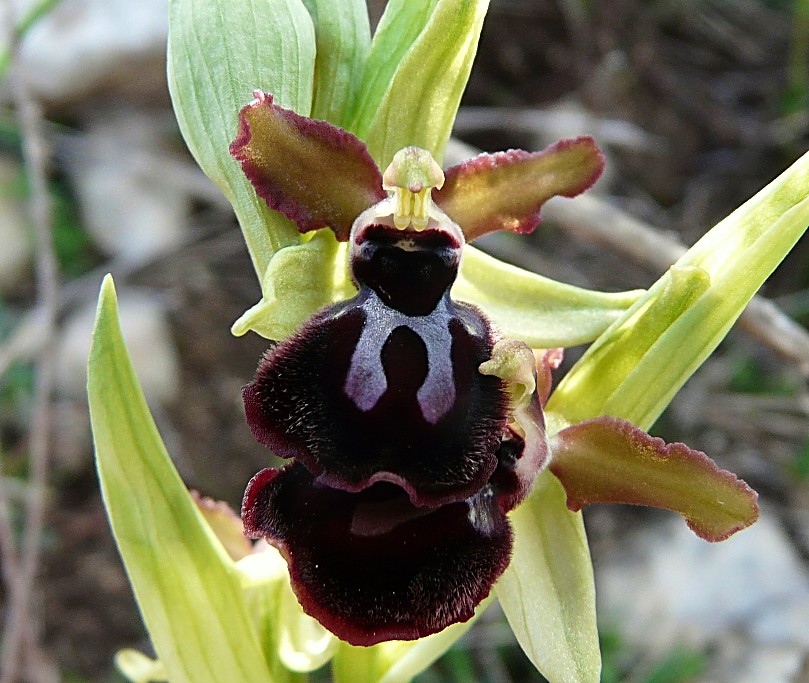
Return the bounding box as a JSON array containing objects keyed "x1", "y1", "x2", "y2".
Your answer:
[{"x1": 0, "y1": 0, "x2": 808, "y2": 681}]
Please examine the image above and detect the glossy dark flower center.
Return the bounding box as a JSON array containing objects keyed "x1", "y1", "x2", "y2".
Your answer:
[{"x1": 351, "y1": 224, "x2": 460, "y2": 316}]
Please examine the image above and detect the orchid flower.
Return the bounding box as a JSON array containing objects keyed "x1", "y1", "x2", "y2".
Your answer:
[
  {"x1": 229, "y1": 91, "x2": 758, "y2": 646},
  {"x1": 86, "y1": 1, "x2": 809, "y2": 682}
]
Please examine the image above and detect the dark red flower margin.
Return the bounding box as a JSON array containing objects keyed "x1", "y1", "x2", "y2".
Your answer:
[{"x1": 231, "y1": 91, "x2": 759, "y2": 646}]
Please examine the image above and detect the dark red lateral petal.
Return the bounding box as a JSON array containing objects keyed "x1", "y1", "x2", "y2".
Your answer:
[
  {"x1": 241, "y1": 463, "x2": 512, "y2": 646},
  {"x1": 230, "y1": 92, "x2": 386, "y2": 240},
  {"x1": 434, "y1": 137, "x2": 605, "y2": 242},
  {"x1": 550, "y1": 416, "x2": 759, "y2": 542}
]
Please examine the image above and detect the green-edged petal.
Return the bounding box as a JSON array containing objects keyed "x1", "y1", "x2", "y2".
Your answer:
[
  {"x1": 231, "y1": 92, "x2": 385, "y2": 241},
  {"x1": 301, "y1": 0, "x2": 370, "y2": 127},
  {"x1": 496, "y1": 472, "x2": 599, "y2": 683},
  {"x1": 231, "y1": 229, "x2": 356, "y2": 340},
  {"x1": 550, "y1": 417, "x2": 759, "y2": 541},
  {"x1": 454, "y1": 246, "x2": 644, "y2": 348},
  {"x1": 354, "y1": 0, "x2": 489, "y2": 167},
  {"x1": 548, "y1": 150, "x2": 809, "y2": 431},
  {"x1": 167, "y1": 0, "x2": 315, "y2": 276},
  {"x1": 88, "y1": 276, "x2": 274, "y2": 683},
  {"x1": 435, "y1": 138, "x2": 605, "y2": 241}
]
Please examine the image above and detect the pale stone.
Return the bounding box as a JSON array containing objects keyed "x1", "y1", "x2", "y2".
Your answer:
[
  {"x1": 597, "y1": 512, "x2": 809, "y2": 653},
  {"x1": 68, "y1": 112, "x2": 189, "y2": 262},
  {"x1": 6, "y1": 0, "x2": 168, "y2": 103}
]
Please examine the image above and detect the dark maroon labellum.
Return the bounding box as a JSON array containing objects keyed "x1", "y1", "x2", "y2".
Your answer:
[{"x1": 241, "y1": 196, "x2": 539, "y2": 645}]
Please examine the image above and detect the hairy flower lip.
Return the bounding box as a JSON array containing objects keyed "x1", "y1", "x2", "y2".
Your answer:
[
  {"x1": 242, "y1": 293, "x2": 511, "y2": 508},
  {"x1": 241, "y1": 435, "x2": 533, "y2": 646},
  {"x1": 313, "y1": 464, "x2": 500, "y2": 509}
]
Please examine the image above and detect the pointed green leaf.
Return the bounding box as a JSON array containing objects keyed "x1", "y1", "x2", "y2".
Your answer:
[
  {"x1": 495, "y1": 473, "x2": 599, "y2": 683},
  {"x1": 301, "y1": 0, "x2": 370, "y2": 127},
  {"x1": 547, "y1": 265, "x2": 710, "y2": 426},
  {"x1": 348, "y1": 0, "x2": 439, "y2": 140},
  {"x1": 550, "y1": 417, "x2": 759, "y2": 541},
  {"x1": 548, "y1": 151, "x2": 809, "y2": 431},
  {"x1": 88, "y1": 276, "x2": 275, "y2": 683},
  {"x1": 454, "y1": 245, "x2": 644, "y2": 347},
  {"x1": 167, "y1": 0, "x2": 316, "y2": 278},
  {"x1": 354, "y1": 0, "x2": 490, "y2": 167}
]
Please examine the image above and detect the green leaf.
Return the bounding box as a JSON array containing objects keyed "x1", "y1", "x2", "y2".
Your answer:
[
  {"x1": 353, "y1": 0, "x2": 490, "y2": 167},
  {"x1": 495, "y1": 473, "x2": 599, "y2": 683},
  {"x1": 548, "y1": 151, "x2": 809, "y2": 431},
  {"x1": 167, "y1": 0, "x2": 316, "y2": 278},
  {"x1": 348, "y1": 0, "x2": 439, "y2": 140},
  {"x1": 88, "y1": 275, "x2": 274, "y2": 683},
  {"x1": 454, "y1": 246, "x2": 644, "y2": 348},
  {"x1": 301, "y1": 0, "x2": 370, "y2": 127}
]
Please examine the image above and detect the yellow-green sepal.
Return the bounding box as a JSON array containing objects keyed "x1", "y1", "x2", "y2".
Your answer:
[
  {"x1": 455, "y1": 245, "x2": 644, "y2": 348},
  {"x1": 495, "y1": 473, "x2": 599, "y2": 683},
  {"x1": 351, "y1": 0, "x2": 489, "y2": 168},
  {"x1": 232, "y1": 229, "x2": 356, "y2": 340},
  {"x1": 301, "y1": 0, "x2": 370, "y2": 127},
  {"x1": 549, "y1": 150, "x2": 809, "y2": 431}
]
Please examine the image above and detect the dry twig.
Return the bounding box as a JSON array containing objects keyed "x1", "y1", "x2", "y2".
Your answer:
[{"x1": 0, "y1": 1, "x2": 60, "y2": 680}]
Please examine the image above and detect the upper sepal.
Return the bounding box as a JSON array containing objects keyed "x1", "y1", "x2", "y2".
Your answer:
[
  {"x1": 230, "y1": 91, "x2": 385, "y2": 240},
  {"x1": 549, "y1": 416, "x2": 759, "y2": 542},
  {"x1": 434, "y1": 137, "x2": 605, "y2": 241}
]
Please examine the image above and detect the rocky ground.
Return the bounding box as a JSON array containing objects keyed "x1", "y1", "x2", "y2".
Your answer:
[{"x1": 0, "y1": 0, "x2": 808, "y2": 681}]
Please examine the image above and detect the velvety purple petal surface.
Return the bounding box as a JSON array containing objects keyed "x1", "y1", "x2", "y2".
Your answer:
[
  {"x1": 230, "y1": 92, "x2": 385, "y2": 240},
  {"x1": 242, "y1": 289, "x2": 508, "y2": 507},
  {"x1": 241, "y1": 441, "x2": 534, "y2": 645},
  {"x1": 550, "y1": 416, "x2": 759, "y2": 541},
  {"x1": 434, "y1": 137, "x2": 605, "y2": 242}
]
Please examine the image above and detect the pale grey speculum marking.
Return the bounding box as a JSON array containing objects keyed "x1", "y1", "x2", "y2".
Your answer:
[{"x1": 343, "y1": 292, "x2": 456, "y2": 424}]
